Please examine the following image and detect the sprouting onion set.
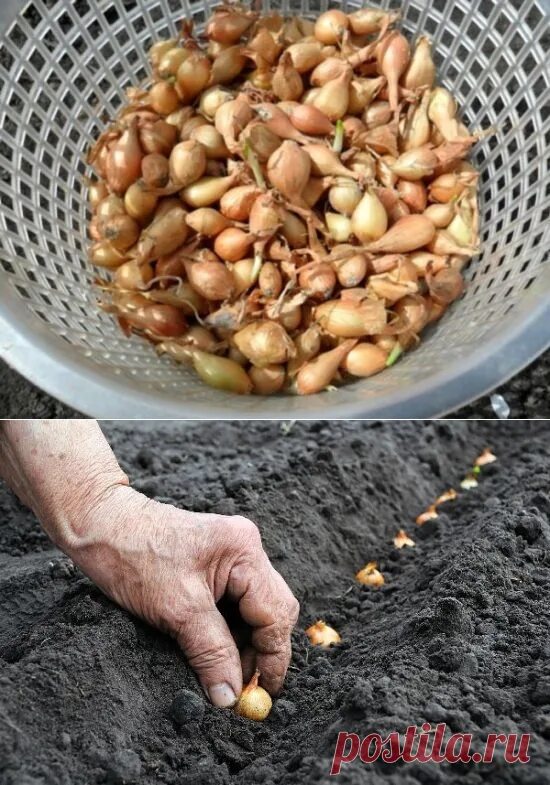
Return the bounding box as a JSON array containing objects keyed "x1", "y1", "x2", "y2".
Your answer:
[{"x1": 86, "y1": 4, "x2": 481, "y2": 396}]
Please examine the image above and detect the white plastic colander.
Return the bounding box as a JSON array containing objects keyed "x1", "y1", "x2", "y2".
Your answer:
[{"x1": 0, "y1": 0, "x2": 548, "y2": 418}]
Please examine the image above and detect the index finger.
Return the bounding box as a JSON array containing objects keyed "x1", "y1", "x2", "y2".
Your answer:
[{"x1": 227, "y1": 554, "x2": 299, "y2": 696}]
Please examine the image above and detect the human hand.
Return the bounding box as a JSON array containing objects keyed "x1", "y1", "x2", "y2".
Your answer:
[{"x1": 61, "y1": 485, "x2": 300, "y2": 708}]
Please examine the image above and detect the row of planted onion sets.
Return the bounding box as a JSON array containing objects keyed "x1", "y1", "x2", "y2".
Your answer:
[
  {"x1": 239, "y1": 446, "x2": 497, "y2": 721},
  {"x1": 303, "y1": 447, "x2": 497, "y2": 685},
  {"x1": 87, "y1": 3, "x2": 482, "y2": 396}
]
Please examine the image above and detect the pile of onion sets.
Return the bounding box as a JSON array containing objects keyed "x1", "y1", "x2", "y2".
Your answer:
[{"x1": 86, "y1": 3, "x2": 481, "y2": 396}]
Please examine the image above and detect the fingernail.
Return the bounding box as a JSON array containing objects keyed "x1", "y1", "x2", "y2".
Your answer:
[{"x1": 208, "y1": 683, "x2": 237, "y2": 708}]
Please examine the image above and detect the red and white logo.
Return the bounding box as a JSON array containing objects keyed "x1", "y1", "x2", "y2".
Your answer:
[{"x1": 330, "y1": 724, "x2": 531, "y2": 775}]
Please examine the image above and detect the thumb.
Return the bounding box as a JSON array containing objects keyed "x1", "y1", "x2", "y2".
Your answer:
[{"x1": 176, "y1": 602, "x2": 243, "y2": 708}]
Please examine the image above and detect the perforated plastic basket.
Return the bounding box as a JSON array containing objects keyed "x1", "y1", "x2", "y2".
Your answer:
[{"x1": 0, "y1": 0, "x2": 548, "y2": 418}]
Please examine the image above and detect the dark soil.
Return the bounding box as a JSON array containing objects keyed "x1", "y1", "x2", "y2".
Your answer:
[{"x1": 1, "y1": 421, "x2": 550, "y2": 785}]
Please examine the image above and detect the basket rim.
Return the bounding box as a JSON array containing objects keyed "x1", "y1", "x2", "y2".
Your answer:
[
  {"x1": 1, "y1": 267, "x2": 549, "y2": 418},
  {"x1": 1, "y1": 0, "x2": 549, "y2": 417}
]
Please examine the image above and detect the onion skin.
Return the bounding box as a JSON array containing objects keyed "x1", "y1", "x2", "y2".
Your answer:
[
  {"x1": 186, "y1": 207, "x2": 231, "y2": 237},
  {"x1": 170, "y1": 140, "x2": 207, "y2": 187},
  {"x1": 392, "y1": 147, "x2": 438, "y2": 181},
  {"x1": 267, "y1": 141, "x2": 311, "y2": 205},
  {"x1": 347, "y1": 76, "x2": 385, "y2": 116},
  {"x1": 394, "y1": 294, "x2": 429, "y2": 339},
  {"x1": 230, "y1": 258, "x2": 255, "y2": 295},
  {"x1": 234, "y1": 321, "x2": 295, "y2": 367},
  {"x1": 329, "y1": 178, "x2": 362, "y2": 216},
  {"x1": 426, "y1": 264, "x2": 465, "y2": 305},
  {"x1": 428, "y1": 173, "x2": 469, "y2": 203},
  {"x1": 192, "y1": 351, "x2": 252, "y2": 394},
  {"x1": 235, "y1": 670, "x2": 272, "y2": 720},
  {"x1": 312, "y1": 68, "x2": 352, "y2": 121},
  {"x1": 142, "y1": 153, "x2": 170, "y2": 189},
  {"x1": 349, "y1": 8, "x2": 388, "y2": 35},
  {"x1": 286, "y1": 104, "x2": 334, "y2": 135},
  {"x1": 149, "y1": 38, "x2": 178, "y2": 68},
  {"x1": 250, "y1": 364, "x2": 286, "y2": 395},
  {"x1": 190, "y1": 124, "x2": 230, "y2": 160},
  {"x1": 157, "y1": 47, "x2": 190, "y2": 79},
  {"x1": 303, "y1": 144, "x2": 358, "y2": 179},
  {"x1": 180, "y1": 115, "x2": 209, "y2": 140},
  {"x1": 302, "y1": 176, "x2": 329, "y2": 207},
  {"x1": 89, "y1": 241, "x2": 128, "y2": 269},
  {"x1": 276, "y1": 305, "x2": 302, "y2": 332},
  {"x1": 124, "y1": 180, "x2": 158, "y2": 224},
  {"x1": 287, "y1": 324, "x2": 321, "y2": 376},
  {"x1": 254, "y1": 103, "x2": 310, "y2": 144},
  {"x1": 214, "y1": 227, "x2": 255, "y2": 262},
  {"x1": 296, "y1": 339, "x2": 357, "y2": 395},
  {"x1": 249, "y1": 26, "x2": 282, "y2": 65},
  {"x1": 149, "y1": 81, "x2": 181, "y2": 115},
  {"x1": 148, "y1": 280, "x2": 208, "y2": 316},
  {"x1": 351, "y1": 190, "x2": 388, "y2": 243},
  {"x1": 326, "y1": 212, "x2": 352, "y2": 243},
  {"x1": 206, "y1": 8, "x2": 254, "y2": 44},
  {"x1": 403, "y1": 36, "x2": 435, "y2": 90},
  {"x1": 342, "y1": 343, "x2": 388, "y2": 377},
  {"x1": 96, "y1": 195, "x2": 126, "y2": 224},
  {"x1": 334, "y1": 253, "x2": 368, "y2": 288},
  {"x1": 272, "y1": 51, "x2": 304, "y2": 102},
  {"x1": 241, "y1": 122, "x2": 281, "y2": 163},
  {"x1": 305, "y1": 620, "x2": 341, "y2": 648},
  {"x1": 220, "y1": 185, "x2": 262, "y2": 221},
  {"x1": 180, "y1": 173, "x2": 239, "y2": 208},
  {"x1": 137, "y1": 207, "x2": 189, "y2": 262},
  {"x1": 310, "y1": 57, "x2": 347, "y2": 88},
  {"x1": 356, "y1": 561, "x2": 385, "y2": 587},
  {"x1": 103, "y1": 214, "x2": 140, "y2": 251},
  {"x1": 184, "y1": 255, "x2": 236, "y2": 301},
  {"x1": 259, "y1": 262, "x2": 283, "y2": 298},
  {"x1": 176, "y1": 54, "x2": 211, "y2": 100},
  {"x1": 364, "y1": 100, "x2": 392, "y2": 129},
  {"x1": 210, "y1": 46, "x2": 247, "y2": 86},
  {"x1": 424, "y1": 202, "x2": 456, "y2": 228},
  {"x1": 377, "y1": 31, "x2": 410, "y2": 112},
  {"x1": 314, "y1": 10, "x2": 349, "y2": 45},
  {"x1": 397, "y1": 179, "x2": 427, "y2": 213},
  {"x1": 286, "y1": 41, "x2": 324, "y2": 73},
  {"x1": 125, "y1": 303, "x2": 188, "y2": 337},
  {"x1": 299, "y1": 263, "x2": 336, "y2": 302},
  {"x1": 106, "y1": 122, "x2": 143, "y2": 195},
  {"x1": 88, "y1": 180, "x2": 108, "y2": 209},
  {"x1": 362, "y1": 215, "x2": 436, "y2": 253},
  {"x1": 199, "y1": 86, "x2": 233, "y2": 120},
  {"x1": 115, "y1": 259, "x2": 154, "y2": 290},
  {"x1": 402, "y1": 90, "x2": 431, "y2": 151},
  {"x1": 315, "y1": 299, "x2": 387, "y2": 338},
  {"x1": 140, "y1": 120, "x2": 178, "y2": 156},
  {"x1": 280, "y1": 210, "x2": 307, "y2": 248}
]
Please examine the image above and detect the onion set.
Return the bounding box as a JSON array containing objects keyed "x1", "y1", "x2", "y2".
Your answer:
[
  {"x1": 86, "y1": 4, "x2": 482, "y2": 396},
  {"x1": 234, "y1": 670, "x2": 272, "y2": 721},
  {"x1": 305, "y1": 620, "x2": 341, "y2": 648}
]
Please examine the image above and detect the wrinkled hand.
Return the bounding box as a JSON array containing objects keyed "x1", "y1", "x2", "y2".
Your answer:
[{"x1": 65, "y1": 485, "x2": 299, "y2": 707}]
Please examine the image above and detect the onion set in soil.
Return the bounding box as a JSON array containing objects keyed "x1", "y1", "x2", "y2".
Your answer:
[
  {"x1": 235, "y1": 670, "x2": 272, "y2": 721},
  {"x1": 305, "y1": 620, "x2": 342, "y2": 648},
  {"x1": 356, "y1": 561, "x2": 385, "y2": 587},
  {"x1": 393, "y1": 529, "x2": 415, "y2": 549},
  {"x1": 86, "y1": 3, "x2": 482, "y2": 395}
]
